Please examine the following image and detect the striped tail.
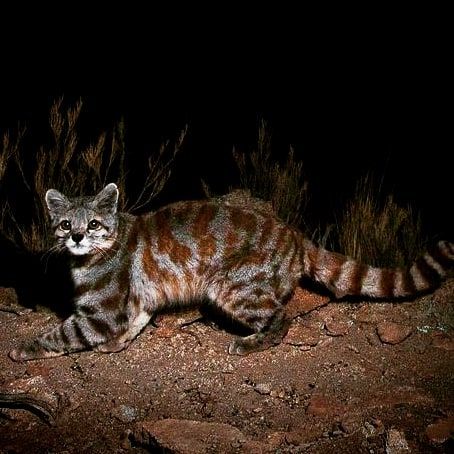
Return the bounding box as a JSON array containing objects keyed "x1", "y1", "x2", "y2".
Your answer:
[{"x1": 301, "y1": 239, "x2": 454, "y2": 299}]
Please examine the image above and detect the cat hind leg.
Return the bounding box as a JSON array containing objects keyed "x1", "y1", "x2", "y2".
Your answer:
[
  {"x1": 228, "y1": 305, "x2": 290, "y2": 355},
  {"x1": 212, "y1": 283, "x2": 290, "y2": 355}
]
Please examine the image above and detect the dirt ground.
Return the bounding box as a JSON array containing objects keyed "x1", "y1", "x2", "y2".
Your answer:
[{"x1": 0, "y1": 278, "x2": 453, "y2": 453}]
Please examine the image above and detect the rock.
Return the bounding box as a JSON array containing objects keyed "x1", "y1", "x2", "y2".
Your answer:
[
  {"x1": 112, "y1": 404, "x2": 139, "y2": 423},
  {"x1": 325, "y1": 318, "x2": 351, "y2": 337},
  {"x1": 386, "y1": 428, "x2": 410, "y2": 453},
  {"x1": 286, "y1": 287, "x2": 330, "y2": 319},
  {"x1": 131, "y1": 419, "x2": 247, "y2": 453},
  {"x1": 425, "y1": 416, "x2": 454, "y2": 444},
  {"x1": 2, "y1": 376, "x2": 61, "y2": 426},
  {"x1": 284, "y1": 321, "x2": 322, "y2": 347},
  {"x1": 431, "y1": 333, "x2": 454, "y2": 351},
  {"x1": 254, "y1": 382, "x2": 272, "y2": 395},
  {"x1": 376, "y1": 322, "x2": 412, "y2": 345}
]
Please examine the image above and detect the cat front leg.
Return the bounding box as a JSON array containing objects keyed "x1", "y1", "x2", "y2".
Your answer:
[
  {"x1": 93, "y1": 308, "x2": 153, "y2": 353},
  {"x1": 9, "y1": 314, "x2": 88, "y2": 361},
  {"x1": 9, "y1": 309, "x2": 126, "y2": 361}
]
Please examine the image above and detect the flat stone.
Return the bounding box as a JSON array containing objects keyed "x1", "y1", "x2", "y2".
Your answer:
[
  {"x1": 284, "y1": 322, "x2": 322, "y2": 347},
  {"x1": 286, "y1": 286, "x2": 330, "y2": 319},
  {"x1": 131, "y1": 418, "x2": 247, "y2": 453},
  {"x1": 377, "y1": 322, "x2": 412, "y2": 345}
]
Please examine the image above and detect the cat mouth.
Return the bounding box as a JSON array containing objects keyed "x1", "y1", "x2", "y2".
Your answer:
[{"x1": 67, "y1": 243, "x2": 92, "y2": 256}]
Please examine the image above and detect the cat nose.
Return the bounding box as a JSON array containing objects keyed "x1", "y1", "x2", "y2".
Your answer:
[{"x1": 71, "y1": 233, "x2": 84, "y2": 244}]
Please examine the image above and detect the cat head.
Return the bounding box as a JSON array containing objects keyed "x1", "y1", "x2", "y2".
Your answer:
[{"x1": 45, "y1": 183, "x2": 119, "y2": 256}]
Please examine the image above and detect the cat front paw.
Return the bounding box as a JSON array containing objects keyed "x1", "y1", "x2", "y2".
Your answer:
[
  {"x1": 93, "y1": 338, "x2": 131, "y2": 353},
  {"x1": 9, "y1": 348, "x2": 25, "y2": 362},
  {"x1": 9, "y1": 341, "x2": 62, "y2": 362},
  {"x1": 8, "y1": 347, "x2": 36, "y2": 362}
]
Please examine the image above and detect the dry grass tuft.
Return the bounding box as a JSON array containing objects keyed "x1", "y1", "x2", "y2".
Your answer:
[
  {"x1": 0, "y1": 98, "x2": 186, "y2": 252},
  {"x1": 335, "y1": 174, "x2": 426, "y2": 267},
  {"x1": 233, "y1": 120, "x2": 309, "y2": 227},
  {"x1": 127, "y1": 126, "x2": 187, "y2": 212}
]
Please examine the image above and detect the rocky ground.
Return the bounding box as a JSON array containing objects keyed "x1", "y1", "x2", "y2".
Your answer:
[{"x1": 0, "y1": 279, "x2": 453, "y2": 453}]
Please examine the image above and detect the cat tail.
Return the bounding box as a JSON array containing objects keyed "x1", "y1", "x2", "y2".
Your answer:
[{"x1": 300, "y1": 239, "x2": 454, "y2": 299}]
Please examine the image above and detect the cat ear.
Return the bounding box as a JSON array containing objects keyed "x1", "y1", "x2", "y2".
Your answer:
[
  {"x1": 94, "y1": 183, "x2": 119, "y2": 213},
  {"x1": 45, "y1": 189, "x2": 70, "y2": 214}
]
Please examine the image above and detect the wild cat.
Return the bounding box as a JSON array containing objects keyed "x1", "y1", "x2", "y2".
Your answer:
[{"x1": 9, "y1": 183, "x2": 454, "y2": 361}]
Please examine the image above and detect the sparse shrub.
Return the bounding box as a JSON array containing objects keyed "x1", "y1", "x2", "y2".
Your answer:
[
  {"x1": 335, "y1": 174, "x2": 426, "y2": 267},
  {"x1": 232, "y1": 120, "x2": 309, "y2": 228},
  {"x1": 0, "y1": 97, "x2": 186, "y2": 252}
]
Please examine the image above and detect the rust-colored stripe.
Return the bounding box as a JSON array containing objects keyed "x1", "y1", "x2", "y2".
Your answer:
[
  {"x1": 100, "y1": 296, "x2": 121, "y2": 311},
  {"x1": 379, "y1": 268, "x2": 395, "y2": 297},
  {"x1": 305, "y1": 244, "x2": 320, "y2": 279},
  {"x1": 230, "y1": 206, "x2": 257, "y2": 233},
  {"x1": 273, "y1": 228, "x2": 292, "y2": 261},
  {"x1": 347, "y1": 263, "x2": 368, "y2": 295},
  {"x1": 154, "y1": 209, "x2": 173, "y2": 255},
  {"x1": 324, "y1": 251, "x2": 348, "y2": 288},
  {"x1": 154, "y1": 208, "x2": 191, "y2": 265},
  {"x1": 143, "y1": 245, "x2": 160, "y2": 281},
  {"x1": 194, "y1": 203, "x2": 218, "y2": 262},
  {"x1": 257, "y1": 217, "x2": 276, "y2": 250},
  {"x1": 224, "y1": 228, "x2": 241, "y2": 260},
  {"x1": 400, "y1": 270, "x2": 417, "y2": 295}
]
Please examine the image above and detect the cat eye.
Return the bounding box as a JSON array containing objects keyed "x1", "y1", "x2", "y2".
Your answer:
[
  {"x1": 88, "y1": 220, "x2": 101, "y2": 230},
  {"x1": 60, "y1": 220, "x2": 71, "y2": 231}
]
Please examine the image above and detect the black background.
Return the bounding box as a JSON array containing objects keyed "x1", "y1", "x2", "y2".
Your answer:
[{"x1": 0, "y1": 11, "x2": 451, "y2": 240}]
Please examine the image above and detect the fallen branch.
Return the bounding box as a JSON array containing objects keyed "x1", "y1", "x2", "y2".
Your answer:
[{"x1": 0, "y1": 392, "x2": 58, "y2": 426}]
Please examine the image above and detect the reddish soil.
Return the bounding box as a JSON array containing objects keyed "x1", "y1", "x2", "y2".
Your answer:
[{"x1": 0, "y1": 279, "x2": 453, "y2": 453}]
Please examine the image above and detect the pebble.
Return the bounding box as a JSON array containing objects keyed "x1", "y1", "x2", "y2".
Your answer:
[
  {"x1": 386, "y1": 428, "x2": 410, "y2": 453},
  {"x1": 254, "y1": 382, "x2": 272, "y2": 395}
]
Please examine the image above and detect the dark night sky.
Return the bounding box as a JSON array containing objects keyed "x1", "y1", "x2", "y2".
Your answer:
[{"x1": 0, "y1": 19, "x2": 451, "y2": 240}]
